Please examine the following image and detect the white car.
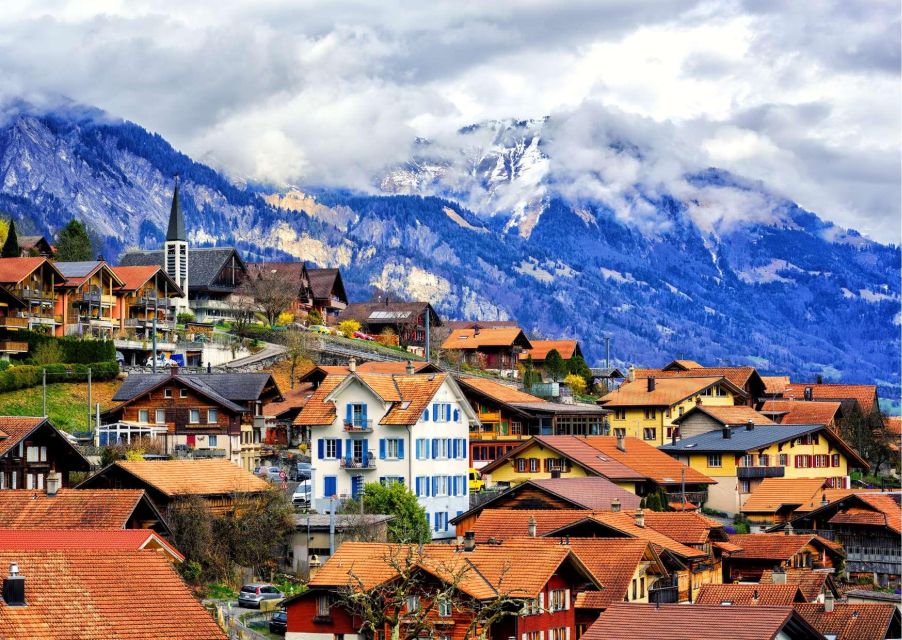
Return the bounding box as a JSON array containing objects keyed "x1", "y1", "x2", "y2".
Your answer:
[
  {"x1": 145, "y1": 355, "x2": 177, "y2": 367},
  {"x1": 292, "y1": 481, "x2": 311, "y2": 507}
]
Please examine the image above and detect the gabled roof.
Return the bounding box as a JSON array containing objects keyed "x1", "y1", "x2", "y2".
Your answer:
[
  {"x1": 119, "y1": 247, "x2": 247, "y2": 290},
  {"x1": 672, "y1": 405, "x2": 775, "y2": 426},
  {"x1": 639, "y1": 511, "x2": 724, "y2": 546},
  {"x1": 480, "y1": 435, "x2": 714, "y2": 486},
  {"x1": 307, "y1": 267, "x2": 347, "y2": 303},
  {"x1": 599, "y1": 376, "x2": 747, "y2": 407},
  {"x1": 634, "y1": 365, "x2": 762, "y2": 390},
  {"x1": 442, "y1": 327, "x2": 532, "y2": 350},
  {"x1": 520, "y1": 340, "x2": 582, "y2": 361},
  {"x1": 456, "y1": 375, "x2": 548, "y2": 406},
  {"x1": 662, "y1": 359, "x2": 703, "y2": 370},
  {"x1": 112, "y1": 372, "x2": 282, "y2": 411},
  {"x1": 762, "y1": 375, "x2": 791, "y2": 394},
  {"x1": 759, "y1": 568, "x2": 840, "y2": 602},
  {"x1": 0, "y1": 256, "x2": 64, "y2": 285},
  {"x1": 696, "y1": 583, "x2": 806, "y2": 606},
  {"x1": 79, "y1": 459, "x2": 271, "y2": 497},
  {"x1": 727, "y1": 533, "x2": 844, "y2": 561},
  {"x1": 0, "y1": 417, "x2": 90, "y2": 471},
  {"x1": 0, "y1": 489, "x2": 156, "y2": 530},
  {"x1": 783, "y1": 383, "x2": 879, "y2": 415},
  {"x1": 447, "y1": 320, "x2": 519, "y2": 330},
  {"x1": 339, "y1": 301, "x2": 442, "y2": 327},
  {"x1": 584, "y1": 603, "x2": 823, "y2": 640},
  {"x1": 565, "y1": 538, "x2": 667, "y2": 609},
  {"x1": 55, "y1": 260, "x2": 124, "y2": 288},
  {"x1": 0, "y1": 550, "x2": 225, "y2": 639},
  {"x1": 794, "y1": 602, "x2": 901, "y2": 640},
  {"x1": 293, "y1": 374, "x2": 345, "y2": 425},
  {"x1": 0, "y1": 528, "x2": 183, "y2": 562},
  {"x1": 760, "y1": 400, "x2": 843, "y2": 425},
  {"x1": 741, "y1": 478, "x2": 831, "y2": 515},
  {"x1": 110, "y1": 265, "x2": 182, "y2": 295},
  {"x1": 660, "y1": 423, "x2": 870, "y2": 469}
]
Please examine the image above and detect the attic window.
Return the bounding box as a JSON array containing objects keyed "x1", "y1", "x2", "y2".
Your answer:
[
  {"x1": 596, "y1": 455, "x2": 609, "y2": 462},
  {"x1": 720, "y1": 600, "x2": 733, "y2": 606},
  {"x1": 400, "y1": 401, "x2": 412, "y2": 410}
]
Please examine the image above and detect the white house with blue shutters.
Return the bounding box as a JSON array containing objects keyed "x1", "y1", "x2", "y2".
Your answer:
[{"x1": 302, "y1": 370, "x2": 479, "y2": 539}]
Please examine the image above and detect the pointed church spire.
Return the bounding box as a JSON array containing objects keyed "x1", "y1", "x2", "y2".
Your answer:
[{"x1": 166, "y1": 176, "x2": 186, "y2": 242}]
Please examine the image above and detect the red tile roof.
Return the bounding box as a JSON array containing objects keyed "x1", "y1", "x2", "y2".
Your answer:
[
  {"x1": 761, "y1": 400, "x2": 843, "y2": 425},
  {"x1": 0, "y1": 416, "x2": 49, "y2": 456},
  {"x1": 0, "y1": 489, "x2": 148, "y2": 529},
  {"x1": 675, "y1": 405, "x2": 775, "y2": 426},
  {"x1": 565, "y1": 538, "x2": 663, "y2": 609},
  {"x1": 528, "y1": 478, "x2": 643, "y2": 511},
  {"x1": 830, "y1": 494, "x2": 902, "y2": 535},
  {"x1": 639, "y1": 511, "x2": 723, "y2": 545},
  {"x1": 110, "y1": 265, "x2": 163, "y2": 291},
  {"x1": 583, "y1": 603, "x2": 815, "y2": 640},
  {"x1": 727, "y1": 533, "x2": 844, "y2": 561},
  {"x1": 741, "y1": 478, "x2": 831, "y2": 514},
  {"x1": 794, "y1": 602, "x2": 899, "y2": 640},
  {"x1": 441, "y1": 327, "x2": 531, "y2": 350},
  {"x1": 0, "y1": 528, "x2": 183, "y2": 562},
  {"x1": 520, "y1": 340, "x2": 581, "y2": 361},
  {"x1": 695, "y1": 583, "x2": 806, "y2": 605},
  {"x1": 107, "y1": 459, "x2": 271, "y2": 497},
  {"x1": 762, "y1": 375, "x2": 791, "y2": 394},
  {"x1": 0, "y1": 257, "x2": 57, "y2": 285},
  {"x1": 633, "y1": 366, "x2": 760, "y2": 390},
  {"x1": 0, "y1": 550, "x2": 225, "y2": 639},
  {"x1": 783, "y1": 383, "x2": 879, "y2": 415},
  {"x1": 759, "y1": 568, "x2": 837, "y2": 602},
  {"x1": 457, "y1": 375, "x2": 548, "y2": 405}
]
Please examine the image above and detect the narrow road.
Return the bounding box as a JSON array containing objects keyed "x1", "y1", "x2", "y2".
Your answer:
[{"x1": 222, "y1": 341, "x2": 287, "y2": 369}]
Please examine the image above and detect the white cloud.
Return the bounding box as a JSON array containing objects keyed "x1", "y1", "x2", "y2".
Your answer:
[{"x1": 0, "y1": 0, "x2": 896, "y2": 238}]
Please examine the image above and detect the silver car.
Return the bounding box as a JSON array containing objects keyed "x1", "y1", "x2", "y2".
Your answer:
[{"x1": 238, "y1": 583, "x2": 284, "y2": 609}]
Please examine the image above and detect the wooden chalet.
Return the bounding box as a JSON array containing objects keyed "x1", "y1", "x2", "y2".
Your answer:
[
  {"x1": 441, "y1": 326, "x2": 533, "y2": 375},
  {"x1": 307, "y1": 267, "x2": 348, "y2": 321},
  {"x1": 0, "y1": 417, "x2": 90, "y2": 491},
  {"x1": 338, "y1": 301, "x2": 442, "y2": 349}
]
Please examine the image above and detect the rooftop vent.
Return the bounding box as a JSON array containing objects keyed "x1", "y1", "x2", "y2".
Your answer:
[
  {"x1": 635, "y1": 508, "x2": 645, "y2": 528},
  {"x1": 527, "y1": 516, "x2": 537, "y2": 538},
  {"x1": 746, "y1": 419, "x2": 755, "y2": 431},
  {"x1": 611, "y1": 498, "x2": 621, "y2": 513},
  {"x1": 647, "y1": 377, "x2": 656, "y2": 392},
  {"x1": 722, "y1": 426, "x2": 732, "y2": 439},
  {"x1": 2, "y1": 563, "x2": 25, "y2": 607},
  {"x1": 616, "y1": 434, "x2": 626, "y2": 452},
  {"x1": 462, "y1": 531, "x2": 476, "y2": 552}
]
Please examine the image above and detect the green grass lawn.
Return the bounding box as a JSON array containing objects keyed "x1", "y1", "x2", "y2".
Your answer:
[{"x1": 0, "y1": 380, "x2": 119, "y2": 432}]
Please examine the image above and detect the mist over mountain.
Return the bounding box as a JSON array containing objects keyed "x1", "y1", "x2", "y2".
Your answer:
[{"x1": 0, "y1": 103, "x2": 897, "y2": 405}]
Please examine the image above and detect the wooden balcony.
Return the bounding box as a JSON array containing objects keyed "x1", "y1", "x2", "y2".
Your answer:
[
  {"x1": 343, "y1": 420, "x2": 374, "y2": 433},
  {"x1": 737, "y1": 466, "x2": 785, "y2": 479},
  {"x1": 19, "y1": 287, "x2": 55, "y2": 301},
  {"x1": 0, "y1": 341, "x2": 28, "y2": 353},
  {"x1": 478, "y1": 411, "x2": 502, "y2": 422},
  {"x1": 0, "y1": 317, "x2": 28, "y2": 328}
]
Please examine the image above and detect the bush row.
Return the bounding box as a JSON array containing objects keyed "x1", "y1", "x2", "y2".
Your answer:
[
  {"x1": 18, "y1": 330, "x2": 116, "y2": 364},
  {"x1": 0, "y1": 361, "x2": 119, "y2": 393}
]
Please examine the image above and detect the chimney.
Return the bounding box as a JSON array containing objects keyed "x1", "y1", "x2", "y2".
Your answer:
[
  {"x1": 771, "y1": 567, "x2": 786, "y2": 584},
  {"x1": 746, "y1": 419, "x2": 755, "y2": 431},
  {"x1": 406, "y1": 361, "x2": 415, "y2": 375},
  {"x1": 824, "y1": 589, "x2": 834, "y2": 613},
  {"x1": 462, "y1": 531, "x2": 476, "y2": 552},
  {"x1": 722, "y1": 426, "x2": 732, "y2": 439},
  {"x1": 635, "y1": 508, "x2": 645, "y2": 528},
  {"x1": 784, "y1": 521, "x2": 794, "y2": 536},
  {"x1": 695, "y1": 396, "x2": 702, "y2": 405},
  {"x1": 45, "y1": 471, "x2": 61, "y2": 497},
  {"x1": 3, "y1": 563, "x2": 25, "y2": 607},
  {"x1": 752, "y1": 589, "x2": 759, "y2": 602},
  {"x1": 207, "y1": 362, "x2": 212, "y2": 374},
  {"x1": 348, "y1": 357, "x2": 357, "y2": 373},
  {"x1": 169, "y1": 365, "x2": 178, "y2": 377},
  {"x1": 804, "y1": 386, "x2": 812, "y2": 401},
  {"x1": 527, "y1": 516, "x2": 537, "y2": 538},
  {"x1": 647, "y1": 377, "x2": 655, "y2": 392},
  {"x1": 671, "y1": 429, "x2": 677, "y2": 446},
  {"x1": 473, "y1": 325, "x2": 480, "y2": 336},
  {"x1": 616, "y1": 434, "x2": 626, "y2": 452},
  {"x1": 821, "y1": 494, "x2": 829, "y2": 507},
  {"x1": 611, "y1": 498, "x2": 621, "y2": 513},
  {"x1": 627, "y1": 366, "x2": 635, "y2": 382}
]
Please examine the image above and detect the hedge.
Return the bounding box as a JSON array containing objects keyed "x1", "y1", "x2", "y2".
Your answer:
[
  {"x1": 17, "y1": 330, "x2": 116, "y2": 364},
  {"x1": 0, "y1": 361, "x2": 119, "y2": 393}
]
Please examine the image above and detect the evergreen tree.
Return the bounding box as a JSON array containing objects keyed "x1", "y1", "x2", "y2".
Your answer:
[
  {"x1": 55, "y1": 219, "x2": 93, "y2": 261},
  {"x1": 1, "y1": 220, "x2": 19, "y2": 257},
  {"x1": 543, "y1": 349, "x2": 567, "y2": 382},
  {"x1": 567, "y1": 355, "x2": 594, "y2": 387}
]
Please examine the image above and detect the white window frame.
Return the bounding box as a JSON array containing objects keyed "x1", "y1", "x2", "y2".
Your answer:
[
  {"x1": 138, "y1": 409, "x2": 149, "y2": 423},
  {"x1": 155, "y1": 409, "x2": 166, "y2": 425},
  {"x1": 324, "y1": 439, "x2": 338, "y2": 459},
  {"x1": 189, "y1": 409, "x2": 200, "y2": 424},
  {"x1": 180, "y1": 388, "x2": 188, "y2": 398},
  {"x1": 438, "y1": 600, "x2": 452, "y2": 617},
  {"x1": 385, "y1": 438, "x2": 401, "y2": 459},
  {"x1": 707, "y1": 454, "x2": 722, "y2": 468},
  {"x1": 207, "y1": 409, "x2": 218, "y2": 424},
  {"x1": 164, "y1": 388, "x2": 173, "y2": 398}
]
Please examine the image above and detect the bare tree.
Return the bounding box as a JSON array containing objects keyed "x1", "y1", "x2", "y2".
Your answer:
[
  {"x1": 243, "y1": 267, "x2": 299, "y2": 327},
  {"x1": 284, "y1": 329, "x2": 311, "y2": 389}
]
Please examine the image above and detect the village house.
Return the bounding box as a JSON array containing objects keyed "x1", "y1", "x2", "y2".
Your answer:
[
  {"x1": 758, "y1": 568, "x2": 841, "y2": 603},
  {"x1": 441, "y1": 326, "x2": 533, "y2": 378},
  {"x1": 0, "y1": 285, "x2": 28, "y2": 358},
  {"x1": 767, "y1": 491, "x2": 902, "y2": 587},
  {"x1": 582, "y1": 603, "x2": 824, "y2": 640},
  {"x1": 723, "y1": 533, "x2": 845, "y2": 582},
  {"x1": 110, "y1": 264, "x2": 183, "y2": 348},
  {"x1": 0, "y1": 257, "x2": 65, "y2": 333},
  {"x1": 0, "y1": 416, "x2": 90, "y2": 491},
  {"x1": 282, "y1": 539, "x2": 602, "y2": 640},
  {"x1": 780, "y1": 383, "x2": 881, "y2": 418},
  {"x1": 102, "y1": 370, "x2": 283, "y2": 470},
  {"x1": 287, "y1": 513, "x2": 393, "y2": 576},
  {"x1": 0, "y1": 528, "x2": 183, "y2": 564},
  {"x1": 795, "y1": 599, "x2": 902, "y2": 640},
  {"x1": 338, "y1": 301, "x2": 442, "y2": 352},
  {"x1": 739, "y1": 477, "x2": 876, "y2": 528},
  {"x1": 0, "y1": 488, "x2": 169, "y2": 533},
  {"x1": 671, "y1": 404, "x2": 775, "y2": 439},
  {"x1": 598, "y1": 375, "x2": 747, "y2": 446},
  {"x1": 695, "y1": 583, "x2": 808, "y2": 606},
  {"x1": 308, "y1": 267, "x2": 349, "y2": 321},
  {"x1": 478, "y1": 435, "x2": 715, "y2": 507},
  {"x1": 632, "y1": 360, "x2": 767, "y2": 407},
  {"x1": 17, "y1": 234, "x2": 54, "y2": 258},
  {"x1": 54, "y1": 260, "x2": 124, "y2": 338},
  {"x1": 661, "y1": 422, "x2": 870, "y2": 515},
  {"x1": 760, "y1": 400, "x2": 844, "y2": 429},
  {"x1": 76, "y1": 458, "x2": 271, "y2": 515},
  {"x1": 456, "y1": 376, "x2": 610, "y2": 468},
  {"x1": 0, "y1": 548, "x2": 225, "y2": 639},
  {"x1": 248, "y1": 261, "x2": 315, "y2": 318},
  {"x1": 519, "y1": 340, "x2": 583, "y2": 376}
]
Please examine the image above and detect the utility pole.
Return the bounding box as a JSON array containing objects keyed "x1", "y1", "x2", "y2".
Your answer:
[
  {"x1": 604, "y1": 336, "x2": 611, "y2": 368},
  {"x1": 87, "y1": 367, "x2": 92, "y2": 434},
  {"x1": 42, "y1": 368, "x2": 46, "y2": 417},
  {"x1": 424, "y1": 306, "x2": 431, "y2": 362},
  {"x1": 152, "y1": 288, "x2": 159, "y2": 374}
]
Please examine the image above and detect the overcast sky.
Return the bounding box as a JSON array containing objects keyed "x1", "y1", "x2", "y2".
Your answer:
[{"x1": 0, "y1": 0, "x2": 898, "y2": 239}]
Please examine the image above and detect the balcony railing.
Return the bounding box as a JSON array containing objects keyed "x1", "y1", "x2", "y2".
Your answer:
[
  {"x1": 133, "y1": 295, "x2": 178, "y2": 308},
  {"x1": 74, "y1": 289, "x2": 116, "y2": 306},
  {"x1": 737, "y1": 466, "x2": 786, "y2": 479},
  {"x1": 0, "y1": 341, "x2": 28, "y2": 353},
  {"x1": 19, "y1": 287, "x2": 55, "y2": 301},
  {"x1": 478, "y1": 411, "x2": 502, "y2": 422},
  {"x1": 339, "y1": 453, "x2": 376, "y2": 470},
  {"x1": 665, "y1": 490, "x2": 709, "y2": 506},
  {"x1": 343, "y1": 420, "x2": 374, "y2": 433},
  {"x1": 0, "y1": 317, "x2": 28, "y2": 328}
]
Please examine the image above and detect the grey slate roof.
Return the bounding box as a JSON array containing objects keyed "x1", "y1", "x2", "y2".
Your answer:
[
  {"x1": 55, "y1": 261, "x2": 102, "y2": 278},
  {"x1": 113, "y1": 372, "x2": 280, "y2": 413},
  {"x1": 339, "y1": 301, "x2": 442, "y2": 326},
  {"x1": 307, "y1": 268, "x2": 348, "y2": 304},
  {"x1": 119, "y1": 247, "x2": 246, "y2": 290},
  {"x1": 660, "y1": 423, "x2": 825, "y2": 454},
  {"x1": 166, "y1": 182, "x2": 186, "y2": 242},
  {"x1": 293, "y1": 513, "x2": 393, "y2": 530}
]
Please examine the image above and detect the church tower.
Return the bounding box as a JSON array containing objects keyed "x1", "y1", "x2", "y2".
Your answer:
[{"x1": 165, "y1": 178, "x2": 189, "y2": 313}]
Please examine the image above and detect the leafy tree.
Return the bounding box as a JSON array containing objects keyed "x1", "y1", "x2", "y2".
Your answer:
[
  {"x1": 564, "y1": 373, "x2": 587, "y2": 396},
  {"x1": 0, "y1": 218, "x2": 9, "y2": 247},
  {"x1": 55, "y1": 219, "x2": 93, "y2": 261},
  {"x1": 306, "y1": 308, "x2": 324, "y2": 326},
  {"x1": 228, "y1": 489, "x2": 296, "y2": 577},
  {"x1": 168, "y1": 496, "x2": 216, "y2": 581},
  {"x1": 566, "y1": 354, "x2": 593, "y2": 387},
  {"x1": 543, "y1": 349, "x2": 567, "y2": 382},
  {"x1": 176, "y1": 312, "x2": 196, "y2": 324},
  {"x1": 358, "y1": 481, "x2": 430, "y2": 543},
  {"x1": 1, "y1": 220, "x2": 19, "y2": 257},
  {"x1": 339, "y1": 319, "x2": 361, "y2": 338},
  {"x1": 521, "y1": 355, "x2": 541, "y2": 387}
]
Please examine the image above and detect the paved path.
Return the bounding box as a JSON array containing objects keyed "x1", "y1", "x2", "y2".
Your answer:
[{"x1": 222, "y1": 341, "x2": 287, "y2": 370}]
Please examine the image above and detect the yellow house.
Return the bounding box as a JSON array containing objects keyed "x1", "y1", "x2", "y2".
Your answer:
[
  {"x1": 598, "y1": 376, "x2": 746, "y2": 446},
  {"x1": 660, "y1": 422, "x2": 869, "y2": 516}
]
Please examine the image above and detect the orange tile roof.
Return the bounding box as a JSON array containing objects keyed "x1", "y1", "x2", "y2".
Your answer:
[
  {"x1": 760, "y1": 568, "x2": 835, "y2": 602},
  {"x1": 0, "y1": 416, "x2": 49, "y2": 456},
  {"x1": 380, "y1": 374, "x2": 447, "y2": 424},
  {"x1": 457, "y1": 375, "x2": 547, "y2": 404},
  {"x1": 783, "y1": 383, "x2": 879, "y2": 415},
  {"x1": 727, "y1": 533, "x2": 844, "y2": 560},
  {"x1": 696, "y1": 583, "x2": 806, "y2": 605},
  {"x1": 565, "y1": 538, "x2": 662, "y2": 608},
  {"x1": 664, "y1": 360, "x2": 704, "y2": 370},
  {"x1": 827, "y1": 494, "x2": 902, "y2": 534},
  {"x1": 633, "y1": 366, "x2": 759, "y2": 389},
  {"x1": 762, "y1": 375, "x2": 791, "y2": 394},
  {"x1": 0, "y1": 257, "x2": 56, "y2": 285},
  {"x1": 0, "y1": 550, "x2": 224, "y2": 639},
  {"x1": 442, "y1": 327, "x2": 530, "y2": 350},
  {"x1": 585, "y1": 511, "x2": 709, "y2": 559},
  {"x1": 794, "y1": 602, "x2": 899, "y2": 640},
  {"x1": 639, "y1": 511, "x2": 723, "y2": 545},
  {"x1": 110, "y1": 459, "x2": 270, "y2": 497},
  {"x1": 0, "y1": 489, "x2": 147, "y2": 529},
  {"x1": 676, "y1": 405, "x2": 775, "y2": 426},
  {"x1": 761, "y1": 400, "x2": 842, "y2": 425},
  {"x1": 110, "y1": 265, "x2": 163, "y2": 291},
  {"x1": 741, "y1": 478, "x2": 831, "y2": 514},
  {"x1": 793, "y1": 488, "x2": 886, "y2": 514},
  {"x1": 583, "y1": 603, "x2": 809, "y2": 640},
  {"x1": 0, "y1": 528, "x2": 183, "y2": 562},
  {"x1": 599, "y1": 376, "x2": 740, "y2": 407},
  {"x1": 520, "y1": 340, "x2": 580, "y2": 361},
  {"x1": 884, "y1": 416, "x2": 901, "y2": 435},
  {"x1": 294, "y1": 374, "x2": 345, "y2": 425}
]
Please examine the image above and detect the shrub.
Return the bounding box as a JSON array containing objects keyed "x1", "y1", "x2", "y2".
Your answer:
[
  {"x1": 564, "y1": 373, "x2": 587, "y2": 396},
  {"x1": 306, "y1": 309, "x2": 323, "y2": 326},
  {"x1": 277, "y1": 311, "x2": 295, "y2": 326},
  {"x1": 338, "y1": 319, "x2": 361, "y2": 338},
  {"x1": 177, "y1": 312, "x2": 196, "y2": 324},
  {"x1": 32, "y1": 341, "x2": 64, "y2": 365}
]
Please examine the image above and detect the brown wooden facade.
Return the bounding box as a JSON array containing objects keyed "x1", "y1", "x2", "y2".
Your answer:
[{"x1": 0, "y1": 418, "x2": 90, "y2": 491}]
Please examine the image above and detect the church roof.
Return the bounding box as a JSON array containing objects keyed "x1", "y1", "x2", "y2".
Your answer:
[{"x1": 166, "y1": 181, "x2": 186, "y2": 241}]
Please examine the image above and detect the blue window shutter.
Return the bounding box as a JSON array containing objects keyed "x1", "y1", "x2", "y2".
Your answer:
[
  {"x1": 361, "y1": 404, "x2": 368, "y2": 425},
  {"x1": 398, "y1": 439, "x2": 405, "y2": 459},
  {"x1": 431, "y1": 439, "x2": 438, "y2": 458},
  {"x1": 416, "y1": 438, "x2": 423, "y2": 459},
  {"x1": 379, "y1": 439, "x2": 386, "y2": 460},
  {"x1": 423, "y1": 410, "x2": 428, "y2": 422},
  {"x1": 346, "y1": 404, "x2": 353, "y2": 424},
  {"x1": 434, "y1": 512, "x2": 439, "y2": 531},
  {"x1": 335, "y1": 439, "x2": 343, "y2": 460},
  {"x1": 461, "y1": 474, "x2": 468, "y2": 495},
  {"x1": 450, "y1": 439, "x2": 457, "y2": 460},
  {"x1": 453, "y1": 408, "x2": 460, "y2": 422},
  {"x1": 324, "y1": 476, "x2": 336, "y2": 498},
  {"x1": 317, "y1": 439, "x2": 324, "y2": 459},
  {"x1": 432, "y1": 476, "x2": 438, "y2": 496},
  {"x1": 362, "y1": 439, "x2": 368, "y2": 460},
  {"x1": 432, "y1": 403, "x2": 438, "y2": 421},
  {"x1": 415, "y1": 477, "x2": 421, "y2": 496},
  {"x1": 444, "y1": 512, "x2": 449, "y2": 531},
  {"x1": 452, "y1": 476, "x2": 458, "y2": 496},
  {"x1": 457, "y1": 510, "x2": 463, "y2": 517}
]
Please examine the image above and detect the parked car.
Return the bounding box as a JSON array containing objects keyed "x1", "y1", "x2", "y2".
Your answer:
[
  {"x1": 265, "y1": 466, "x2": 283, "y2": 481},
  {"x1": 353, "y1": 331, "x2": 375, "y2": 341},
  {"x1": 290, "y1": 462, "x2": 312, "y2": 481},
  {"x1": 144, "y1": 354, "x2": 177, "y2": 367},
  {"x1": 238, "y1": 583, "x2": 284, "y2": 609},
  {"x1": 269, "y1": 610, "x2": 287, "y2": 635},
  {"x1": 308, "y1": 325, "x2": 331, "y2": 334},
  {"x1": 468, "y1": 468, "x2": 485, "y2": 493},
  {"x1": 292, "y1": 480, "x2": 311, "y2": 507}
]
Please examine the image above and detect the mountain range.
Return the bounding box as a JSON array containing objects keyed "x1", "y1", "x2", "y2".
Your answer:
[{"x1": 0, "y1": 102, "x2": 898, "y2": 407}]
